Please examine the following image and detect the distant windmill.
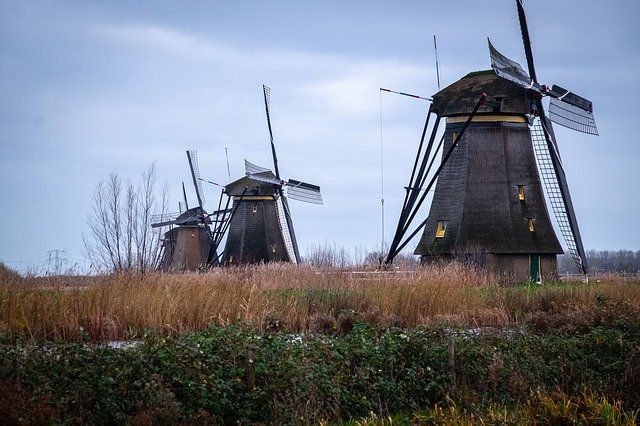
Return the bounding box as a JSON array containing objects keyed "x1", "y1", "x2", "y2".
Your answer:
[
  {"x1": 222, "y1": 85, "x2": 322, "y2": 265},
  {"x1": 386, "y1": 0, "x2": 597, "y2": 282},
  {"x1": 152, "y1": 150, "x2": 229, "y2": 271}
]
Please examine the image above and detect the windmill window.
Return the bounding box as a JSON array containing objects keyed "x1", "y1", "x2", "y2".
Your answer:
[
  {"x1": 252, "y1": 203, "x2": 258, "y2": 214},
  {"x1": 518, "y1": 185, "x2": 526, "y2": 201},
  {"x1": 271, "y1": 244, "x2": 276, "y2": 254},
  {"x1": 452, "y1": 131, "x2": 459, "y2": 145},
  {"x1": 528, "y1": 218, "x2": 535, "y2": 233},
  {"x1": 435, "y1": 221, "x2": 447, "y2": 238}
]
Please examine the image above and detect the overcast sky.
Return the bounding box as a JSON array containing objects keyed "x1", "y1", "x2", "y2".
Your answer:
[{"x1": 1, "y1": 0, "x2": 639, "y2": 273}]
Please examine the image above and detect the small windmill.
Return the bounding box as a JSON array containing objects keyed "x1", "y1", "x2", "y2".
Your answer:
[
  {"x1": 386, "y1": 0, "x2": 597, "y2": 281},
  {"x1": 152, "y1": 150, "x2": 229, "y2": 270},
  {"x1": 222, "y1": 85, "x2": 322, "y2": 265}
]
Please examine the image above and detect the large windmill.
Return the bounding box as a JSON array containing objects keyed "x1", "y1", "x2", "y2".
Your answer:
[
  {"x1": 152, "y1": 150, "x2": 229, "y2": 271},
  {"x1": 386, "y1": 0, "x2": 597, "y2": 282},
  {"x1": 222, "y1": 85, "x2": 322, "y2": 265}
]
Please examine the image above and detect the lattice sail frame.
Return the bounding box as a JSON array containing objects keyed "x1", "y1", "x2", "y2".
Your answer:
[
  {"x1": 187, "y1": 150, "x2": 206, "y2": 206},
  {"x1": 530, "y1": 117, "x2": 587, "y2": 272},
  {"x1": 275, "y1": 195, "x2": 298, "y2": 264},
  {"x1": 548, "y1": 98, "x2": 598, "y2": 136}
]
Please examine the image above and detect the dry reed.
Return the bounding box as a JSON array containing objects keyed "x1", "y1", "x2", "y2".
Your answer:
[{"x1": 1, "y1": 263, "x2": 639, "y2": 342}]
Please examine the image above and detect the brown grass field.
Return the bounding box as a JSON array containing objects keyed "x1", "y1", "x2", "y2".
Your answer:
[{"x1": 1, "y1": 263, "x2": 639, "y2": 342}]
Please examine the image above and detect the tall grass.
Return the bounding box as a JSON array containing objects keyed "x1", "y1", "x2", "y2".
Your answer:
[{"x1": 1, "y1": 263, "x2": 639, "y2": 342}]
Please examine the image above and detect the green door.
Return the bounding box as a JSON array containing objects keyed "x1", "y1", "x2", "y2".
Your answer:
[{"x1": 530, "y1": 255, "x2": 540, "y2": 282}]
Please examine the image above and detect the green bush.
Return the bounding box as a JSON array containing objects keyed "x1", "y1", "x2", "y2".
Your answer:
[{"x1": 1, "y1": 321, "x2": 639, "y2": 424}]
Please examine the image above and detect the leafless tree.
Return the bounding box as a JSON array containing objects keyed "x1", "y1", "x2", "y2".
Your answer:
[{"x1": 83, "y1": 163, "x2": 169, "y2": 274}]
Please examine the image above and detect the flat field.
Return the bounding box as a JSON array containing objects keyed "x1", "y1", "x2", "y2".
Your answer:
[{"x1": 1, "y1": 264, "x2": 639, "y2": 424}]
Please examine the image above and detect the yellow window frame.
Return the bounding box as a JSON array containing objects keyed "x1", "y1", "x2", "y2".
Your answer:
[
  {"x1": 528, "y1": 218, "x2": 535, "y2": 233},
  {"x1": 518, "y1": 185, "x2": 525, "y2": 201}
]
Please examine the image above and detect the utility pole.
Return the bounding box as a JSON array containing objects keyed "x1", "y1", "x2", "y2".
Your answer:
[{"x1": 46, "y1": 249, "x2": 67, "y2": 275}]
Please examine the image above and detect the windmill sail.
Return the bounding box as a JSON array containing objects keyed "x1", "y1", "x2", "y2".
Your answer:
[
  {"x1": 150, "y1": 211, "x2": 181, "y2": 227},
  {"x1": 531, "y1": 117, "x2": 588, "y2": 273},
  {"x1": 263, "y1": 85, "x2": 281, "y2": 179},
  {"x1": 548, "y1": 97, "x2": 598, "y2": 135},
  {"x1": 187, "y1": 150, "x2": 206, "y2": 207},
  {"x1": 490, "y1": 39, "x2": 599, "y2": 137},
  {"x1": 489, "y1": 39, "x2": 535, "y2": 90},
  {"x1": 182, "y1": 182, "x2": 189, "y2": 210},
  {"x1": 245, "y1": 159, "x2": 272, "y2": 175},
  {"x1": 275, "y1": 195, "x2": 298, "y2": 264},
  {"x1": 512, "y1": 0, "x2": 591, "y2": 274},
  {"x1": 287, "y1": 179, "x2": 323, "y2": 204},
  {"x1": 247, "y1": 172, "x2": 283, "y2": 186}
]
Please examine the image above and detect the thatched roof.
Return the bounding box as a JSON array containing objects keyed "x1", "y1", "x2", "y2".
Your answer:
[
  {"x1": 432, "y1": 70, "x2": 532, "y2": 117},
  {"x1": 225, "y1": 174, "x2": 279, "y2": 197}
]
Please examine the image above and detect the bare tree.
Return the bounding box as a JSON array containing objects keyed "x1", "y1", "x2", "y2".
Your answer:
[{"x1": 84, "y1": 163, "x2": 168, "y2": 274}]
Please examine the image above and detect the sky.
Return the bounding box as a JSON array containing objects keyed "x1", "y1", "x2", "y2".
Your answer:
[{"x1": 1, "y1": 0, "x2": 639, "y2": 273}]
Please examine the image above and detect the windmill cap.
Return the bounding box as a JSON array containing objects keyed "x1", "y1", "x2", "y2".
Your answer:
[
  {"x1": 225, "y1": 174, "x2": 279, "y2": 196},
  {"x1": 433, "y1": 70, "x2": 532, "y2": 118}
]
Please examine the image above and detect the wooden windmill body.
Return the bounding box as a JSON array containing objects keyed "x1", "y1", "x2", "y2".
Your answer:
[
  {"x1": 152, "y1": 151, "x2": 216, "y2": 272},
  {"x1": 415, "y1": 71, "x2": 562, "y2": 281},
  {"x1": 222, "y1": 174, "x2": 300, "y2": 265},
  {"x1": 158, "y1": 208, "x2": 213, "y2": 271}
]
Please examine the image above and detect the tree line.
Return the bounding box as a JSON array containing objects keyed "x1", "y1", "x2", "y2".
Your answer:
[{"x1": 559, "y1": 249, "x2": 640, "y2": 274}]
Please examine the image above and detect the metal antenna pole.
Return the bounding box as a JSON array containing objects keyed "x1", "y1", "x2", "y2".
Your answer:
[
  {"x1": 225, "y1": 147, "x2": 231, "y2": 182},
  {"x1": 434, "y1": 35, "x2": 441, "y2": 90},
  {"x1": 379, "y1": 89, "x2": 385, "y2": 263}
]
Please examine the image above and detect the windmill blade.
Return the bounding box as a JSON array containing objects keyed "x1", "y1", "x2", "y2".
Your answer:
[
  {"x1": 514, "y1": 0, "x2": 590, "y2": 273},
  {"x1": 263, "y1": 85, "x2": 281, "y2": 179},
  {"x1": 151, "y1": 219, "x2": 179, "y2": 228},
  {"x1": 198, "y1": 177, "x2": 225, "y2": 188},
  {"x1": 275, "y1": 194, "x2": 299, "y2": 263},
  {"x1": 246, "y1": 172, "x2": 283, "y2": 186},
  {"x1": 244, "y1": 159, "x2": 272, "y2": 175},
  {"x1": 186, "y1": 150, "x2": 206, "y2": 208},
  {"x1": 490, "y1": 38, "x2": 599, "y2": 136},
  {"x1": 548, "y1": 97, "x2": 599, "y2": 135},
  {"x1": 531, "y1": 116, "x2": 589, "y2": 274},
  {"x1": 515, "y1": 0, "x2": 539, "y2": 82},
  {"x1": 488, "y1": 39, "x2": 537, "y2": 90},
  {"x1": 150, "y1": 212, "x2": 181, "y2": 228},
  {"x1": 181, "y1": 182, "x2": 189, "y2": 211},
  {"x1": 286, "y1": 179, "x2": 323, "y2": 204},
  {"x1": 546, "y1": 84, "x2": 598, "y2": 135},
  {"x1": 548, "y1": 85, "x2": 593, "y2": 112},
  {"x1": 207, "y1": 208, "x2": 233, "y2": 223},
  {"x1": 152, "y1": 210, "x2": 201, "y2": 228}
]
